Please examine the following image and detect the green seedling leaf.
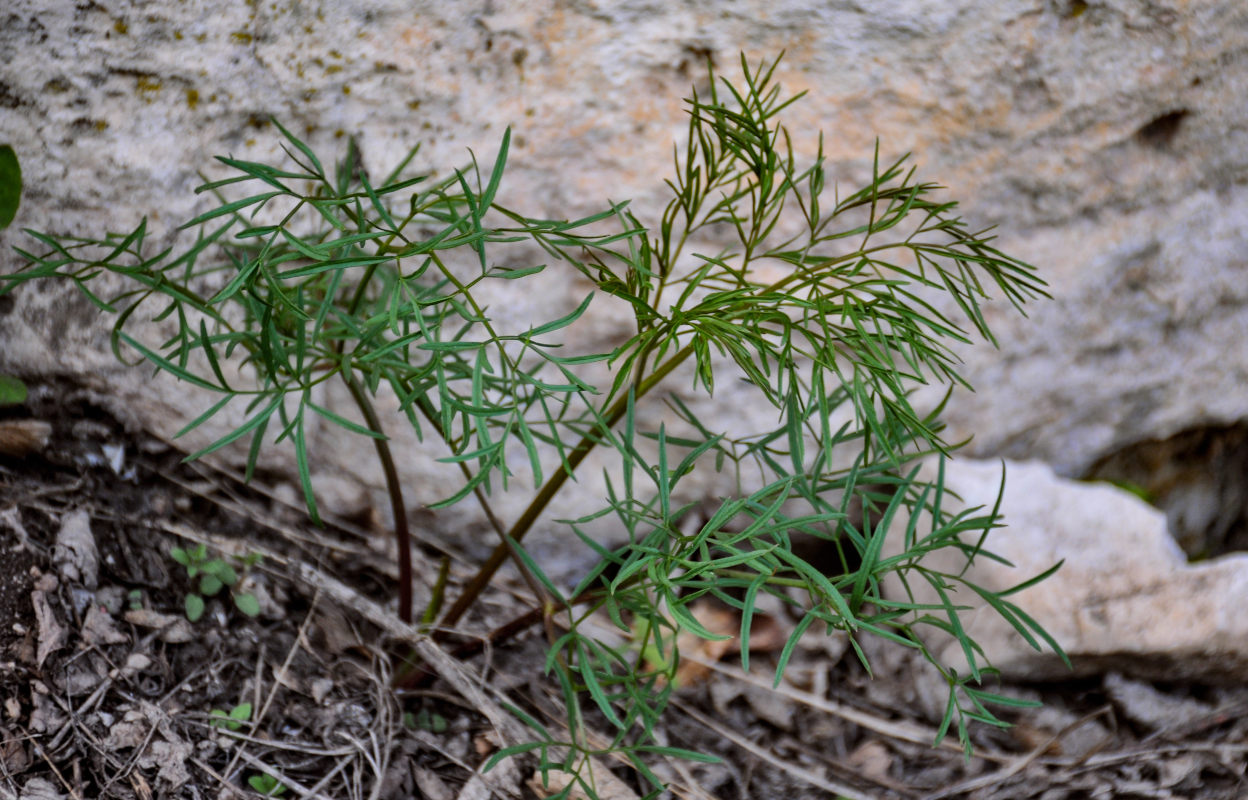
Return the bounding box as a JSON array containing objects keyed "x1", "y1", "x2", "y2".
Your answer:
[
  {"x1": 0, "y1": 375, "x2": 28, "y2": 407},
  {"x1": 0, "y1": 145, "x2": 20, "y2": 229},
  {"x1": 204, "y1": 560, "x2": 238, "y2": 586},
  {"x1": 248, "y1": 773, "x2": 286, "y2": 797},
  {"x1": 199, "y1": 574, "x2": 224, "y2": 596},
  {"x1": 234, "y1": 593, "x2": 261, "y2": 617},
  {"x1": 209, "y1": 703, "x2": 252, "y2": 731},
  {"x1": 185, "y1": 594, "x2": 205, "y2": 622}
]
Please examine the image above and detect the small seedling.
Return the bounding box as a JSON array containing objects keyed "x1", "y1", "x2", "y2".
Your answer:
[
  {"x1": 209, "y1": 702, "x2": 252, "y2": 731},
  {"x1": 170, "y1": 544, "x2": 262, "y2": 621},
  {"x1": 404, "y1": 708, "x2": 448, "y2": 733},
  {"x1": 127, "y1": 588, "x2": 143, "y2": 611},
  {"x1": 0, "y1": 376, "x2": 27, "y2": 407},
  {"x1": 247, "y1": 773, "x2": 286, "y2": 797}
]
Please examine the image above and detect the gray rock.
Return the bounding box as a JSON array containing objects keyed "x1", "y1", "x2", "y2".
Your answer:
[
  {"x1": 3, "y1": 2, "x2": 1247, "y2": 586},
  {"x1": 887, "y1": 458, "x2": 1248, "y2": 682}
]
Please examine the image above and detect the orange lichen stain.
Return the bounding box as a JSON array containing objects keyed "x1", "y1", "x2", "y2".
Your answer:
[
  {"x1": 173, "y1": 30, "x2": 183, "y2": 40},
  {"x1": 342, "y1": 85, "x2": 351, "y2": 95},
  {"x1": 325, "y1": 65, "x2": 343, "y2": 74},
  {"x1": 406, "y1": 99, "x2": 421, "y2": 111},
  {"x1": 136, "y1": 77, "x2": 162, "y2": 103},
  {"x1": 230, "y1": 31, "x2": 254, "y2": 44},
  {"x1": 334, "y1": 129, "x2": 345, "y2": 138},
  {"x1": 328, "y1": 49, "x2": 342, "y2": 59},
  {"x1": 245, "y1": 138, "x2": 256, "y2": 147},
  {"x1": 195, "y1": 33, "x2": 208, "y2": 42},
  {"x1": 113, "y1": 20, "x2": 128, "y2": 35},
  {"x1": 186, "y1": 88, "x2": 200, "y2": 109},
  {"x1": 94, "y1": 120, "x2": 109, "y2": 131}
]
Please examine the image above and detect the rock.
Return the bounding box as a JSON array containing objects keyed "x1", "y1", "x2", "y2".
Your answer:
[
  {"x1": 2, "y1": 1, "x2": 1247, "y2": 573},
  {"x1": 885, "y1": 458, "x2": 1248, "y2": 682}
]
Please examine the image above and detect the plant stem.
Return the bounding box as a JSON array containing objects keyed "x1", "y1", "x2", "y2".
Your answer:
[
  {"x1": 343, "y1": 374, "x2": 413, "y2": 623},
  {"x1": 438, "y1": 341, "x2": 695, "y2": 630}
]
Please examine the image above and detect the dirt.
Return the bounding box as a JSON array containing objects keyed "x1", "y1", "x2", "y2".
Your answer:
[{"x1": 1, "y1": 379, "x2": 1246, "y2": 800}]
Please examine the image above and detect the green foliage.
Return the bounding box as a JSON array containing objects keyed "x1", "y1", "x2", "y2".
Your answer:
[
  {"x1": 170, "y1": 544, "x2": 263, "y2": 621},
  {"x1": 404, "y1": 708, "x2": 449, "y2": 733},
  {"x1": 209, "y1": 702, "x2": 253, "y2": 731},
  {"x1": 3, "y1": 54, "x2": 1064, "y2": 796},
  {"x1": 0, "y1": 375, "x2": 27, "y2": 406},
  {"x1": 247, "y1": 773, "x2": 287, "y2": 797},
  {"x1": 0, "y1": 144, "x2": 20, "y2": 229}
]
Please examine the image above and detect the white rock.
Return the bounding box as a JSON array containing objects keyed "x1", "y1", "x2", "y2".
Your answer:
[
  {"x1": 2, "y1": 1, "x2": 1247, "y2": 575},
  {"x1": 886, "y1": 459, "x2": 1248, "y2": 682}
]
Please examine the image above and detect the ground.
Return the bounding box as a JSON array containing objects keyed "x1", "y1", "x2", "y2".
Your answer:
[{"x1": 1, "y1": 379, "x2": 1246, "y2": 800}]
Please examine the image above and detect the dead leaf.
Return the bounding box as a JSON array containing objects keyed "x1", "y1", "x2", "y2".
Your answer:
[
  {"x1": 413, "y1": 767, "x2": 454, "y2": 800},
  {"x1": 526, "y1": 764, "x2": 640, "y2": 800},
  {"x1": 0, "y1": 726, "x2": 30, "y2": 775},
  {"x1": 26, "y1": 685, "x2": 66, "y2": 736},
  {"x1": 0, "y1": 420, "x2": 52, "y2": 459},
  {"x1": 121, "y1": 653, "x2": 152, "y2": 679},
  {"x1": 136, "y1": 738, "x2": 193, "y2": 789},
  {"x1": 53, "y1": 509, "x2": 98, "y2": 589},
  {"x1": 129, "y1": 771, "x2": 154, "y2": 800},
  {"x1": 105, "y1": 709, "x2": 149, "y2": 750},
  {"x1": 672, "y1": 600, "x2": 739, "y2": 686},
  {"x1": 846, "y1": 740, "x2": 893, "y2": 783},
  {"x1": 124, "y1": 609, "x2": 194, "y2": 643},
  {"x1": 310, "y1": 677, "x2": 333, "y2": 704},
  {"x1": 16, "y1": 777, "x2": 66, "y2": 800},
  {"x1": 30, "y1": 591, "x2": 65, "y2": 668},
  {"x1": 311, "y1": 605, "x2": 366, "y2": 655},
  {"x1": 82, "y1": 604, "x2": 129, "y2": 646}
]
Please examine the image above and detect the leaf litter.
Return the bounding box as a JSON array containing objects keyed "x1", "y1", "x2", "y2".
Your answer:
[{"x1": 0, "y1": 379, "x2": 1246, "y2": 799}]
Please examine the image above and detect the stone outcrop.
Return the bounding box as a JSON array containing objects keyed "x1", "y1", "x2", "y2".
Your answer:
[
  {"x1": 4, "y1": 1, "x2": 1248, "y2": 675},
  {"x1": 887, "y1": 458, "x2": 1248, "y2": 681}
]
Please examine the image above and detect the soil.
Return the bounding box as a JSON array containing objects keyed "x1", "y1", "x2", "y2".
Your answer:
[{"x1": 1, "y1": 379, "x2": 1246, "y2": 800}]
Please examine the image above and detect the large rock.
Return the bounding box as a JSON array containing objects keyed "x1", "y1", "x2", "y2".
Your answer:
[
  {"x1": 2, "y1": 2, "x2": 1247, "y2": 564},
  {"x1": 889, "y1": 458, "x2": 1248, "y2": 681}
]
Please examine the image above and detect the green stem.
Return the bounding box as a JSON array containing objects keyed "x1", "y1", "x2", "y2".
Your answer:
[{"x1": 438, "y1": 342, "x2": 696, "y2": 630}]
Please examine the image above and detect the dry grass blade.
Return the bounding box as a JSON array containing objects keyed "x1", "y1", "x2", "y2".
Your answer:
[
  {"x1": 922, "y1": 705, "x2": 1114, "y2": 800},
  {"x1": 671, "y1": 698, "x2": 876, "y2": 800},
  {"x1": 680, "y1": 649, "x2": 971, "y2": 754}
]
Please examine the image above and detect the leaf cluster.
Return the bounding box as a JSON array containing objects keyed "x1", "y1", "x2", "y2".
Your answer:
[
  {"x1": 2, "y1": 53, "x2": 1065, "y2": 797},
  {"x1": 170, "y1": 543, "x2": 262, "y2": 621}
]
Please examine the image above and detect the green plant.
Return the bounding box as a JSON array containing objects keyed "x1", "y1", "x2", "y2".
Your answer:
[
  {"x1": 247, "y1": 773, "x2": 286, "y2": 797},
  {"x1": 4, "y1": 54, "x2": 1065, "y2": 795},
  {"x1": 0, "y1": 375, "x2": 27, "y2": 407},
  {"x1": 0, "y1": 143, "x2": 19, "y2": 230},
  {"x1": 170, "y1": 544, "x2": 262, "y2": 621},
  {"x1": 404, "y1": 708, "x2": 449, "y2": 733},
  {"x1": 209, "y1": 702, "x2": 253, "y2": 731}
]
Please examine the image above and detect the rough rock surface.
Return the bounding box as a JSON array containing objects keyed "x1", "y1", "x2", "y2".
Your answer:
[
  {"x1": 3, "y1": 4, "x2": 1248, "y2": 601},
  {"x1": 889, "y1": 458, "x2": 1248, "y2": 681}
]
